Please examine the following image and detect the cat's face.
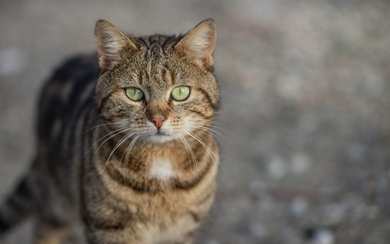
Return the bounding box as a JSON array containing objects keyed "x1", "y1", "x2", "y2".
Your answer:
[{"x1": 94, "y1": 19, "x2": 219, "y2": 144}]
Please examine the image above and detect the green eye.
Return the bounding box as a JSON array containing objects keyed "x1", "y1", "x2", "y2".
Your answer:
[
  {"x1": 125, "y1": 87, "x2": 144, "y2": 101},
  {"x1": 171, "y1": 86, "x2": 191, "y2": 101}
]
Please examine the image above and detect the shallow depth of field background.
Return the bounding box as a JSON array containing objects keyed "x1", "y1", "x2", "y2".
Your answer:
[{"x1": 1, "y1": 0, "x2": 390, "y2": 243}]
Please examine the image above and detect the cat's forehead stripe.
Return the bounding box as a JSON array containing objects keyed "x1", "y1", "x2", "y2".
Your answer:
[
  {"x1": 161, "y1": 65, "x2": 175, "y2": 85},
  {"x1": 137, "y1": 35, "x2": 177, "y2": 47},
  {"x1": 138, "y1": 70, "x2": 143, "y2": 85}
]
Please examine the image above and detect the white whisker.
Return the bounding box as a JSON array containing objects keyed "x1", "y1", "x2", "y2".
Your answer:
[
  {"x1": 179, "y1": 135, "x2": 197, "y2": 167},
  {"x1": 83, "y1": 121, "x2": 125, "y2": 134},
  {"x1": 210, "y1": 123, "x2": 231, "y2": 133},
  {"x1": 87, "y1": 114, "x2": 102, "y2": 123},
  {"x1": 85, "y1": 127, "x2": 131, "y2": 158},
  {"x1": 184, "y1": 130, "x2": 225, "y2": 173},
  {"x1": 105, "y1": 132, "x2": 136, "y2": 168},
  {"x1": 185, "y1": 120, "x2": 232, "y2": 145},
  {"x1": 195, "y1": 125, "x2": 232, "y2": 146},
  {"x1": 122, "y1": 136, "x2": 139, "y2": 184}
]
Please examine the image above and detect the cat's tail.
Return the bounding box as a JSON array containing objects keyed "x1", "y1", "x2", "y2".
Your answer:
[{"x1": 0, "y1": 175, "x2": 36, "y2": 235}]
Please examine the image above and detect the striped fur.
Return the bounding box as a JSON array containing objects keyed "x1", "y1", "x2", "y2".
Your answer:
[{"x1": 0, "y1": 19, "x2": 219, "y2": 244}]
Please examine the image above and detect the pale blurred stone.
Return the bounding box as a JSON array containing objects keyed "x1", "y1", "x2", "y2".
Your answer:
[
  {"x1": 291, "y1": 153, "x2": 311, "y2": 175},
  {"x1": 290, "y1": 197, "x2": 309, "y2": 218},
  {"x1": 267, "y1": 156, "x2": 288, "y2": 179},
  {"x1": 248, "y1": 222, "x2": 268, "y2": 242},
  {"x1": 0, "y1": 48, "x2": 26, "y2": 76},
  {"x1": 310, "y1": 229, "x2": 334, "y2": 244}
]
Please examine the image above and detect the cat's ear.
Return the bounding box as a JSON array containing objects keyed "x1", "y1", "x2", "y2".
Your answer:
[
  {"x1": 94, "y1": 20, "x2": 138, "y2": 70},
  {"x1": 175, "y1": 19, "x2": 216, "y2": 70}
]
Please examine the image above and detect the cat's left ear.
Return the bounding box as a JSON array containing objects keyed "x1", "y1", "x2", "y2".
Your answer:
[
  {"x1": 175, "y1": 19, "x2": 216, "y2": 70},
  {"x1": 94, "y1": 20, "x2": 138, "y2": 70}
]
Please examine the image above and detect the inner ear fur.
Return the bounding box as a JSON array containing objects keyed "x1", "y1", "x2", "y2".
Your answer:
[
  {"x1": 94, "y1": 19, "x2": 138, "y2": 70},
  {"x1": 175, "y1": 18, "x2": 216, "y2": 70}
]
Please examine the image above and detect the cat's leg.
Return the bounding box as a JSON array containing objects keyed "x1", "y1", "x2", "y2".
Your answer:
[
  {"x1": 33, "y1": 217, "x2": 73, "y2": 244},
  {"x1": 0, "y1": 173, "x2": 37, "y2": 235},
  {"x1": 32, "y1": 196, "x2": 78, "y2": 244},
  {"x1": 31, "y1": 164, "x2": 78, "y2": 244},
  {"x1": 85, "y1": 228, "x2": 142, "y2": 244}
]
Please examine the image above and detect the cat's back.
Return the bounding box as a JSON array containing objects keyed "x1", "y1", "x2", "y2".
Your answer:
[{"x1": 36, "y1": 54, "x2": 99, "y2": 141}]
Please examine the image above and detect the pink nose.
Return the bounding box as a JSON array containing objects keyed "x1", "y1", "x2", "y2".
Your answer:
[{"x1": 151, "y1": 116, "x2": 165, "y2": 129}]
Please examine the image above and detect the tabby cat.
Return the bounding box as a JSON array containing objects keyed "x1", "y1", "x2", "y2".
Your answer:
[{"x1": 0, "y1": 18, "x2": 220, "y2": 244}]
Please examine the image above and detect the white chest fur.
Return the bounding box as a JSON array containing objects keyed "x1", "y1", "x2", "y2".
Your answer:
[{"x1": 150, "y1": 158, "x2": 175, "y2": 181}]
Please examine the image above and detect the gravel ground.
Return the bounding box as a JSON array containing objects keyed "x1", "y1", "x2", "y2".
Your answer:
[{"x1": 1, "y1": 0, "x2": 390, "y2": 243}]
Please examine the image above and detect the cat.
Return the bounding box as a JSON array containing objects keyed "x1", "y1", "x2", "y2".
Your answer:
[{"x1": 0, "y1": 18, "x2": 220, "y2": 244}]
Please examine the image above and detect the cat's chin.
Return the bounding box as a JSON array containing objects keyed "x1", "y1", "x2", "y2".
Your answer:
[{"x1": 143, "y1": 134, "x2": 177, "y2": 144}]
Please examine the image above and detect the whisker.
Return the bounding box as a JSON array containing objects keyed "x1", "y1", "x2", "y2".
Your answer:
[
  {"x1": 83, "y1": 121, "x2": 125, "y2": 134},
  {"x1": 179, "y1": 135, "x2": 197, "y2": 167},
  {"x1": 123, "y1": 136, "x2": 139, "y2": 165},
  {"x1": 210, "y1": 125, "x2": 233, "y2": 136},
  {"x1": 123, "y1": 136, "x2": 139, "y2": 184},
  {"x1": 207, "y1": 122, "x2": 233, "y2": 136},
  {"x1": 87, "y1": 114, "x2": 102, "y2": 123},
  {"x1": 185, "y1": 120, "x2": 232, "y2": 145},
  {"x1": 184, "y1": 130, "x2": 225, "y2": 173},
  {"x1": 105, "y1": 132, "x2": 136, "y2": 168},
  {"x1": 195, "y1": 125, "x2": 232, "y2": 146},
  {"x1": 85, "y1": 127, "x2": 131, "y2": 158}
]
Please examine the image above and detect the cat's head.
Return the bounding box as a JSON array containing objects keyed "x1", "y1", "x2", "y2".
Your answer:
[{"x1": 94, "y1": 19, "x2": 219, "y2": 144}]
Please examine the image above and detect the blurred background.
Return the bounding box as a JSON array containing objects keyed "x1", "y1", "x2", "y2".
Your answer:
[{"x1": 1, "y1": 0, "x2": 390, "y2": 243}]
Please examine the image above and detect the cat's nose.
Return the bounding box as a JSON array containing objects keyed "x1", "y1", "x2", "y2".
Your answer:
[{"x1": 150, "y1": 116, "x2": 165, "y2": 129}]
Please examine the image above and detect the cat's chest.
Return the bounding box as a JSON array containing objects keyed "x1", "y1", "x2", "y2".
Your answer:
[{"x1": 149, "y1": 158, "x2": 175, "y2": 181}]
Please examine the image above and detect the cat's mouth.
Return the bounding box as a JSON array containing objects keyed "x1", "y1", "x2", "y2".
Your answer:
[
  {"x1": 143, "y1": 129, "x2": 175, "y2": 143},
  {"x1": 155, "y1": 129, "x2": 165, "y2": 136}
]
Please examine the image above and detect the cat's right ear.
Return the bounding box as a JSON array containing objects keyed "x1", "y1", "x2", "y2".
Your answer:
[{"x1": 94, "y1": 20, "x2": 138, "y2": 70}]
